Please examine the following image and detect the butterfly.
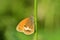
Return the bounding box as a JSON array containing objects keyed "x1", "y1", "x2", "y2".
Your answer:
[{"x1": 16, "y1": 16, "x2": 34, "y2": 35}]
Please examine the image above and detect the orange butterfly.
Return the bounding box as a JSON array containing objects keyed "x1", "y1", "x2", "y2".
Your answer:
[{"x1": 16, "y1": 16, "x2": 34, "y2": 35}]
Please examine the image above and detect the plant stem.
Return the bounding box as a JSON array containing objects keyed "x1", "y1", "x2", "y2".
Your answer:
[{"x1": 34, "y1": 0, "x2": 38, "y2": 40}]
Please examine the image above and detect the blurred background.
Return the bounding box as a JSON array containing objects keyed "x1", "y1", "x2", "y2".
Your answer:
[
  {"x1": 38, "y1": 0, "x2": 60, "y2": 40},
  {"x1": 0, "y1": 0, "x2": 34, "y2": 40}
]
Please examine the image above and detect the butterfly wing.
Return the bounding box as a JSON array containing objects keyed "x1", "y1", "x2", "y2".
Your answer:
[{"x1": 16, "y1": 16, "x2": 34, "y2": 35}]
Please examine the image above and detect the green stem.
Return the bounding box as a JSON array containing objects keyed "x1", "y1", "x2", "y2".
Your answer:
[{"x1": 34, "y1": 0, "x2": 38, "y2": 40}]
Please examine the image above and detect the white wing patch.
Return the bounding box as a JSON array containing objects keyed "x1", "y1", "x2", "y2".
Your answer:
[{"x1": 24, "y1": 26, "x2": 31, "y2": 30}]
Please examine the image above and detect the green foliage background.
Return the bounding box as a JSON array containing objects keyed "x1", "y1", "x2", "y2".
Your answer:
[
  {"x1": 0, "y1": 0, "x2": 34, "y2": 40},
  {"x1": 38, "y1": 0, "x2": 60, "y2": 40}
]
